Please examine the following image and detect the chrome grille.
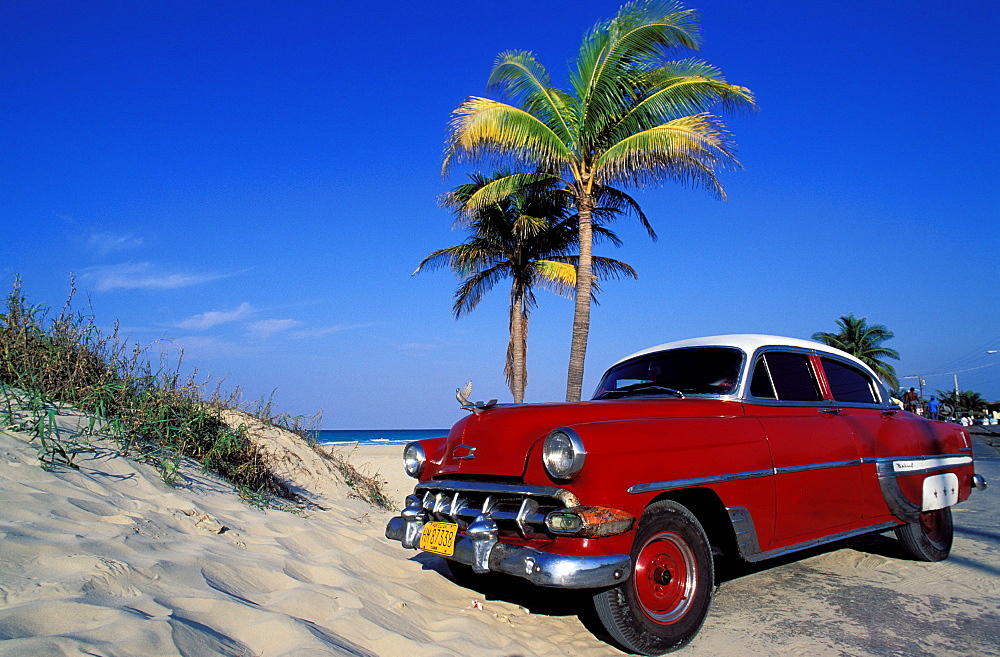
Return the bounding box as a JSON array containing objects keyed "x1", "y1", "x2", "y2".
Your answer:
[{"x1": 414, "y1": 480, "x2": 577, "y2": 539}]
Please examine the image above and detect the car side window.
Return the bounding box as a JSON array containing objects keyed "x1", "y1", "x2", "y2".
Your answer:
[
  {"x1": 752, "y1": 352, "x2": 822, "y2": 402},
  {"x1": 822, "y1": 357, "x2": 879, "y2": 404}
]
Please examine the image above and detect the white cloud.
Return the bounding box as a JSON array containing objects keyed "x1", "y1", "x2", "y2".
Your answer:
[
  {"x1": 398, "y1": 342, "x2": 438, "y2": 351},
  {"x1": 82, "y1": 263, "x2": 228, "y2": 292},
  {"x1": 177, "y1": 302, "x2": 254, "y2": 330},
  {"x1": 248, "y1": 318, "x2": 300, "y2": 338},
  {"x1": 85, "y1": 231, "x2": 144, "y2": 256},
  {"x1": 162, "y1": 336, "x2": 256, "y2": 359},
  {"x1": 291, "y1": 321, "x2": 382, "y2": 339}
]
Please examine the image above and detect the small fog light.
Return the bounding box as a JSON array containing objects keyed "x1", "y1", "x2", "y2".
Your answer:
[{"x1": 546, "y1": 511, "x2": 584, "y2": 534}]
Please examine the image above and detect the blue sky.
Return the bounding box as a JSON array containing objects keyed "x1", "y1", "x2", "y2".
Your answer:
[{"x1": 2, "y1": 1, "x2": 998, "y2": 428}]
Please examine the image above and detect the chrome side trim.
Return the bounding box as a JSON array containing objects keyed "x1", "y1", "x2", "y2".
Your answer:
[
  {"x1": 628, "y1": 468, "x2": 773, "y2": 494},
  {"x1": 749, "y1": 521, "x2": 900, "y2": 563},
  {"x1": 385, "y1": 515, "x2": 631, "y2": 588},
  {"x1": 774, "y1": 459, "x2": 862, "y2": 475},
  {"x1": 863, "y1": 453, "x2": 971, "y2": 465},
  {"x1": 724, "y1": 507, "x2": 898, "y2": 563},
  {"x1": 629, "y1": 453, "x2": 973, "y2": 496},
  {"x1": 864, "y1": 454, "x2": 973, "y2": 476}
]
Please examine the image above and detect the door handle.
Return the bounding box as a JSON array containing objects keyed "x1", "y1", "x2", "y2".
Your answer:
[
  {"x1": 819, "y1": 407, "x2": 842, "y2": 415},
  {"x1": 880, "y1": 409, "x2": 899, "y2": 417}
]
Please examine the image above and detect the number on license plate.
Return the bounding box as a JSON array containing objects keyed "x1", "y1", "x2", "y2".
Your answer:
[{"x1": 419, "y1": 522, "x2": 458, "y2": 556}]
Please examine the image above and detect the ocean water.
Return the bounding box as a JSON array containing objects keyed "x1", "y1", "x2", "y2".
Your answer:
[{"x1": 311, "y1": 429, "x2": 450, "y2": 446}]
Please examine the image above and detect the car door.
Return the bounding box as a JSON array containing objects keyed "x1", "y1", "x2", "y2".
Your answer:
[
  {"x1": 814, "y1": 355, "x2": 902, "y2": 519},
  {"x1": 743, "y1": 349, "x2": 864, "y2": 545},
  {"x1": 818, "y1": 356, "x2": 966, "y2": 519}
]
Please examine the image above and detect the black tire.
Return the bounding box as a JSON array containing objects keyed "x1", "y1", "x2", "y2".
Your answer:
[
  {"x1": 894, "y1": 507, "x2": 953, "y2": 562},
  {"x1": 594, "y1": 500, "x2": 714, "y2": 655}
]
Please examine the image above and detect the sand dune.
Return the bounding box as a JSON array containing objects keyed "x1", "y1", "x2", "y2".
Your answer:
[{"x1": 1, "y1": 406, "x2": 998, "y2": 656}]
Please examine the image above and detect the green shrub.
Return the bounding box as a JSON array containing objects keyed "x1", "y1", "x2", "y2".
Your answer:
[{"x1": 0, "y1": 277, "x2": 293, "y2": 502}]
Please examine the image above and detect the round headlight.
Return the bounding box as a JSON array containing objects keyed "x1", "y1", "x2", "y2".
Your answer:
[
  {"x1": 542, "y1": 428, "x2": 586, "y2": 480},
  {"x1": 403, "y1": 442, "x2": 426, "y2": 478}
]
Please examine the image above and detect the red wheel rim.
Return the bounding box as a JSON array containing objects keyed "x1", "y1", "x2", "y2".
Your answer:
[
  {"x1": 633, "y1": 531, "x2": 698, "y2": 624},
  {"x1": 919, "y1": 510, "x2": 944, "y2": 543}
]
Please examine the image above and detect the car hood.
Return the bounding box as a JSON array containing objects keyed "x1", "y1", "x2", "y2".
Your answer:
[{"x1": 431, "y1": 398, "x2": 742, "y2": 479}]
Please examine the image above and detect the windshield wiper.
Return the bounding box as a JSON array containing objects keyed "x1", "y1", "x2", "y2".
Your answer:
[{"x1": 599, "y1": 383, "x2": 686, "y2": 400}]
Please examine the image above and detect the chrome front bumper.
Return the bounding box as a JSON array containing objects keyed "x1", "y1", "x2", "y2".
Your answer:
[{"x1": 384, "y1": 513, "x2": 631, "y2": 589}]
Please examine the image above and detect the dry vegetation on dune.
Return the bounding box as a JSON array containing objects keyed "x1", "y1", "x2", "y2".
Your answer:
[{"x1": 0, "y1": 277, "x2": 391, "y2": 510}]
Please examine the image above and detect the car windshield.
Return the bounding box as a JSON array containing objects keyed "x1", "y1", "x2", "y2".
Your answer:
[{"x1": 593, "y1": 347, "x2": 744, "y2": 399}]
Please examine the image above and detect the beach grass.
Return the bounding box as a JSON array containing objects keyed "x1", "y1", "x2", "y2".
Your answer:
[{"x1": 0, "y1": 277, "x2": 390, "y2": 508}]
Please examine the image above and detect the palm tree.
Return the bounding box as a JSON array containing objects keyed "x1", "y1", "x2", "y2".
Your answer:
[
  {"x1": 936, "y1": 389, "x2": 986, "y2": 417},
  {"x1": 812, "y1": 314, "x2": 901, "y2": 389},
  {"x1": 443, "y1": 0, "x2": 755, "y2": 401},
  {"x1": 415, "y1": 172, "x2": 636, "y2": 403}
]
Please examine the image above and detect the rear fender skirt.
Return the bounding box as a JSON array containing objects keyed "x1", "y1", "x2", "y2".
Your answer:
[{"x1": 869, "y1": 455, "x2": 972, "y2": 523}]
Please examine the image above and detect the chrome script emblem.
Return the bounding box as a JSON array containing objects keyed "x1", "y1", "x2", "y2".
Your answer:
[{"x1": 453, "y1": 444, "x2": 477, "y2": 461}]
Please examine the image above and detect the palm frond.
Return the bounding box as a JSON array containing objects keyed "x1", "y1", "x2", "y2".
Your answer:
[
  {"x1": 588, "y1": 220, "x2": 625, "y2": 248},
  {"x1": 414, "y1": 241, "x2": 509, "y2": 276},
  {"x1": 444, "y1": 171, "x2": 562, "y2": 223},
  {"x1": 487, "y1": 50, "x2": 575, "y2": 145},
  {"x1": 594, "y1": 185, "x2": 657, "y2": 239},
  {"x1": 532, "y1": 260, "x2": 577, "y2": 298},
  {"x1": 555, "y1": 255, "x2": 638, "y2": 282},
  {"x1": 443, "y1": 98, "x2": 573, "y2": 174},
  {"x1": 572, "y1": 0, "x2": 701, "y2": 140},
  {"x1": 594, "y1": 114, "x2": 738, "y2": 193},
  {"x1": 591, "y1": 256, "x2": 638, "y2": 281},
  {"x1": 453, "y1": 265, "x2": 511, "y2": 317},
  {"x1": 639, "y1": 59, "x2": 755, "y2": 116},
  {"x1": 512, "y1": 213, "x2": 553, "y2": 240}
]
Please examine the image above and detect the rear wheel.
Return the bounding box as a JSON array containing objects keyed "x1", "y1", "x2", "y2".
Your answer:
[
  {"x1": 894, "y1": 507, "x2": 953, "y2": 562},
  {"x1": 594, "y1": 500, "x2": 713, "y2": 655}
]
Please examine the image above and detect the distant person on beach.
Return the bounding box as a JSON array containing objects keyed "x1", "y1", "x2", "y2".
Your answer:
[
  {"x1": 928, "y1": 396, "x2": 940, "y2": 420},
  {"x1": 903, "y1": 388, "x2": 919, "y2": 413}
]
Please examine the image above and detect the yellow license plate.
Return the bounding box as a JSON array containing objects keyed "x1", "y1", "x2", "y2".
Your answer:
[{"x1": 419, "y1": 522, "x2": 458, "y2": 556}]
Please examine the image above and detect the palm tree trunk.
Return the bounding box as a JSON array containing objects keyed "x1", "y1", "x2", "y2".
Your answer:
[
  {"x1": 509, "y1": 287, "x2": 527, "y2": 404},
  {"x1": 566, "y1": 194, "x2": 594, "y2": 402}
]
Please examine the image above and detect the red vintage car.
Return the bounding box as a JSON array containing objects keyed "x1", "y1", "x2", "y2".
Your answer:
[{"x1": 385, "y1": 335, "x2": 988, "y2": 654}]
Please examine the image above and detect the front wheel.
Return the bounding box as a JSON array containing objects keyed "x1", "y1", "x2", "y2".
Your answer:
[
  {"x1": 894, "y1": 507, "x2": 953, "y2": 562},
  {"x1": 594, "y1": 500, "x2": 714, "y2": 655}
]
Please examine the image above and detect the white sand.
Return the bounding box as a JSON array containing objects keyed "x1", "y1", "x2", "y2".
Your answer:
[{"x1": 1, "y1": 405, "x2": 998, "y2": 657}]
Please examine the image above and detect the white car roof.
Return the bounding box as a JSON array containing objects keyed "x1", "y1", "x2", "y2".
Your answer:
[{"x1": 614, "y1": 334, "x2": 874, "y2": 374}]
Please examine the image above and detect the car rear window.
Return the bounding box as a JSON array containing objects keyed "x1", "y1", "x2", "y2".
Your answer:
[{"x1": 593, "y1": 347, "x2": 744, "y2": 399}]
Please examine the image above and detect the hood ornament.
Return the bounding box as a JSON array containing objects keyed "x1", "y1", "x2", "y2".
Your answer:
[{"x1": 456, "y1": 381, "x2": 497, "y2": 414}]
